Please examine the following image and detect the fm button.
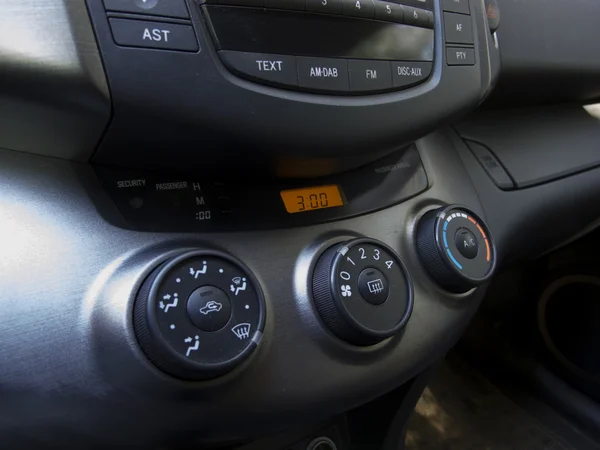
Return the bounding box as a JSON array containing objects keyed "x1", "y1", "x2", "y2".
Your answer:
[
  {"x1": 348, "y1": 60, "x2": 392, "y2": 92},
  {"x1": 219, "y1": 51, "x2": 298, "y2": 87}
]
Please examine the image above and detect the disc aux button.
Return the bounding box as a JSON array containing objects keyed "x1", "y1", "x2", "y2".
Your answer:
[{"x1": 391, "y1": 61, "x2": 432, "y2": 88}]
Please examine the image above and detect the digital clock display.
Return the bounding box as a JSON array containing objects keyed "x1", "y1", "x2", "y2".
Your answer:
[{"x1": 280, "y1": 185, "x2": 345, "y2": 214}]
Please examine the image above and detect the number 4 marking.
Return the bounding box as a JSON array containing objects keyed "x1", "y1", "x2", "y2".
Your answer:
[{"x1": 385, "y1": 261, "x2": 394, "y2": 269}]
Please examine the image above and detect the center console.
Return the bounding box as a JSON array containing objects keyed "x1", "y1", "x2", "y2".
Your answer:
[{"x1": 0, "y1": 0, "x2": 518, "y2": 448}]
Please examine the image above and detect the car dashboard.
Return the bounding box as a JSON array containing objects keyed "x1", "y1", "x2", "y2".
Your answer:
[{"x1": 1, "y1": 0, "x2": 600, "y2": 448}]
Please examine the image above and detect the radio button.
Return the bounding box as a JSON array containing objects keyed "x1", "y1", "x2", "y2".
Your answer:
[
  {"x1": 374, "y1": 1, "x2": 402, "y2": 22},
  {"x1": 220, "y1": 51, "x2": 299, "y2": 86},
  {"x1": 265, "y1": 0, "x2": 306, "y2": 10},
  {"x1": 297, "y1": 57, "x2": 349, "y2": 92},
  {"x1": 307, "y1": 0, "x2": 343, "y2": 14},
  {"x1": 348, "y1": 60, "x2": 392, "y2": 92},
  {"x1": 446, "y1": 47, "x2": 475, "y2": 65},
  {"x1": 444, "y1": 12, "x2": 474, "y2": 44},
  {"x1": 219, "y1": 0, "x2": 264, "y2": 6},
  {"x1": 403, "y1": 5, "x2": 432, "y2": 28},
  {"x1": 103, "y1": 0, "x2": 190, "y2": 18},
  {"x1": 109, "y1": 19, "x2": 198, "y2": 52},
  {"x1": 391, "y1": 61, "x2": 432, "y2": 88},
  {"x1": 342, "y1": 0, "x2": 375, "y2": 19},
  {"x1": 442, "y1": 0, "x2": 470, "y2": 15}
]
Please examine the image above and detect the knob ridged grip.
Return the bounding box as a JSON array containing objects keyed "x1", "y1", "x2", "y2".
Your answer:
[
  {"x1": 416, "y1": 206, "x2": 496, "y2": 293},
  {"x1": 312, "y1": 238, "x2": 413, "y2": 346},
  {"x1": 313, "y1": 245, "x2": 380, "y2": 345}
]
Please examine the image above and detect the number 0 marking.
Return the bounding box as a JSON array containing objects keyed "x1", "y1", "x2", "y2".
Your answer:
[{"x1": 340, "y1": 271, "x2": 351, "y2": 280}]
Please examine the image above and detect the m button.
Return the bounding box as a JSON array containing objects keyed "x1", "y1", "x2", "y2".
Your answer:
[
  {"x1": 391, "y1": 62, "x2": 432, "y2": 88},
  {"x1": 219, "y1": 51, "x2": 298, "y2": 87},
  {"x1": 348, "y1": 60, "x2": 392, "y2": 92}
]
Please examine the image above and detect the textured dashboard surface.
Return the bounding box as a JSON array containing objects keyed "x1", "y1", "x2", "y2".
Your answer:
[{"x1": 0, "y1": 0, "x2": 110, "y2": 161}]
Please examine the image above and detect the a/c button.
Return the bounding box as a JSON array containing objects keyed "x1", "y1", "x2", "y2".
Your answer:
[{"x1": 219, "y1": 51, "x2": 298, "y2": 87}]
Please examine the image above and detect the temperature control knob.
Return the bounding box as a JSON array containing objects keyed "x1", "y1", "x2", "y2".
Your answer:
[
  {"x1": 312, "y1": 238, "x2": 413, "y2": 346},
  {"x1": 416, "y1": 205, "x2": 496, "y2": 293},
  {"x1": 133, "y1": 250, "x2": 266, "y2": 380}
]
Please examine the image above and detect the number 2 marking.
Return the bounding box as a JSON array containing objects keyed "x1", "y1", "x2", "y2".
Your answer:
[
  {"x1": 373, "y1": 249, "x2": 380, "y2": 260},
  {"x1": 359, "y1": 248, "x2": 366, "y2": 259}
]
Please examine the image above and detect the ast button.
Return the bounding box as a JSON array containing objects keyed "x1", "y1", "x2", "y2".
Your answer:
[
  {"x1": 109, "y1": 18, "x2": 198, "y2": 51},
  {"x1": 103, "y1": 0, "x2": 190, "y2": 18},
  {"x1": 348, "y1": 60, "x2": 392, "y2": 92},
  {"x1": 446, "y1": 47, "x2": 475, "y2": 65},
  {"x1": 358, "y1": 268, "x2": 389, "y2": 305},
  {"x1": 444, "y1": 12, "x2": 474, "y2": 44},
  {"x1": 187, "y1": 286, "x2": 232, "y2": 332},
  {"x1": 455, "y1": 228, "x2": 479, "y2": 259},
  {"x1": 391, "y1": 61, "x2": 432, "y2": 88},
  {"x1": 297, "y1": 57, "x2": 349, "y2": 92},
  {"x1": 220, "y1": 51, "x2": 298, "y2": 87}
]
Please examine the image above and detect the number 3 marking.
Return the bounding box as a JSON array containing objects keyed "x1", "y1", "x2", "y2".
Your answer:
[{"x1": 373, "y1": 249, "x2": 380, "y2": 260}]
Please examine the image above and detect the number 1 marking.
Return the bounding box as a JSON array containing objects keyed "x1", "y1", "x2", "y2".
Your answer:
[{"x1": 347, "y1": 257, "x2": 356, "y2": 266}]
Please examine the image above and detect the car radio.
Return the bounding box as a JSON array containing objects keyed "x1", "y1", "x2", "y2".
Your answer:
[
  {"x1": 86, "y1": 0, "x2": 499, "y2": 175},
  {"x1": 203, "y1": 0, "x2": 435, "y2": 94}
]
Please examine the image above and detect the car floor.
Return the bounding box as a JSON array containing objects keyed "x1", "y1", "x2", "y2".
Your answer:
[{"x1": 404, "y1": 352, "x2": 584, "y2": 450}]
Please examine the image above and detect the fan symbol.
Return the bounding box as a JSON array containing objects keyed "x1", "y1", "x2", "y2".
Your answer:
[{"x1": 341, "y1": 285, "x2": 352, "y2": 297}]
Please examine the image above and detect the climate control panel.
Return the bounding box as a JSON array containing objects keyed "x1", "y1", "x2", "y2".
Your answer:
[
  {"x1": 129, "y1": 208, "x2": 494, "y2": 378},
  {"x1": 133, "y1": 250, "x2": 266, "y2": 380}
]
